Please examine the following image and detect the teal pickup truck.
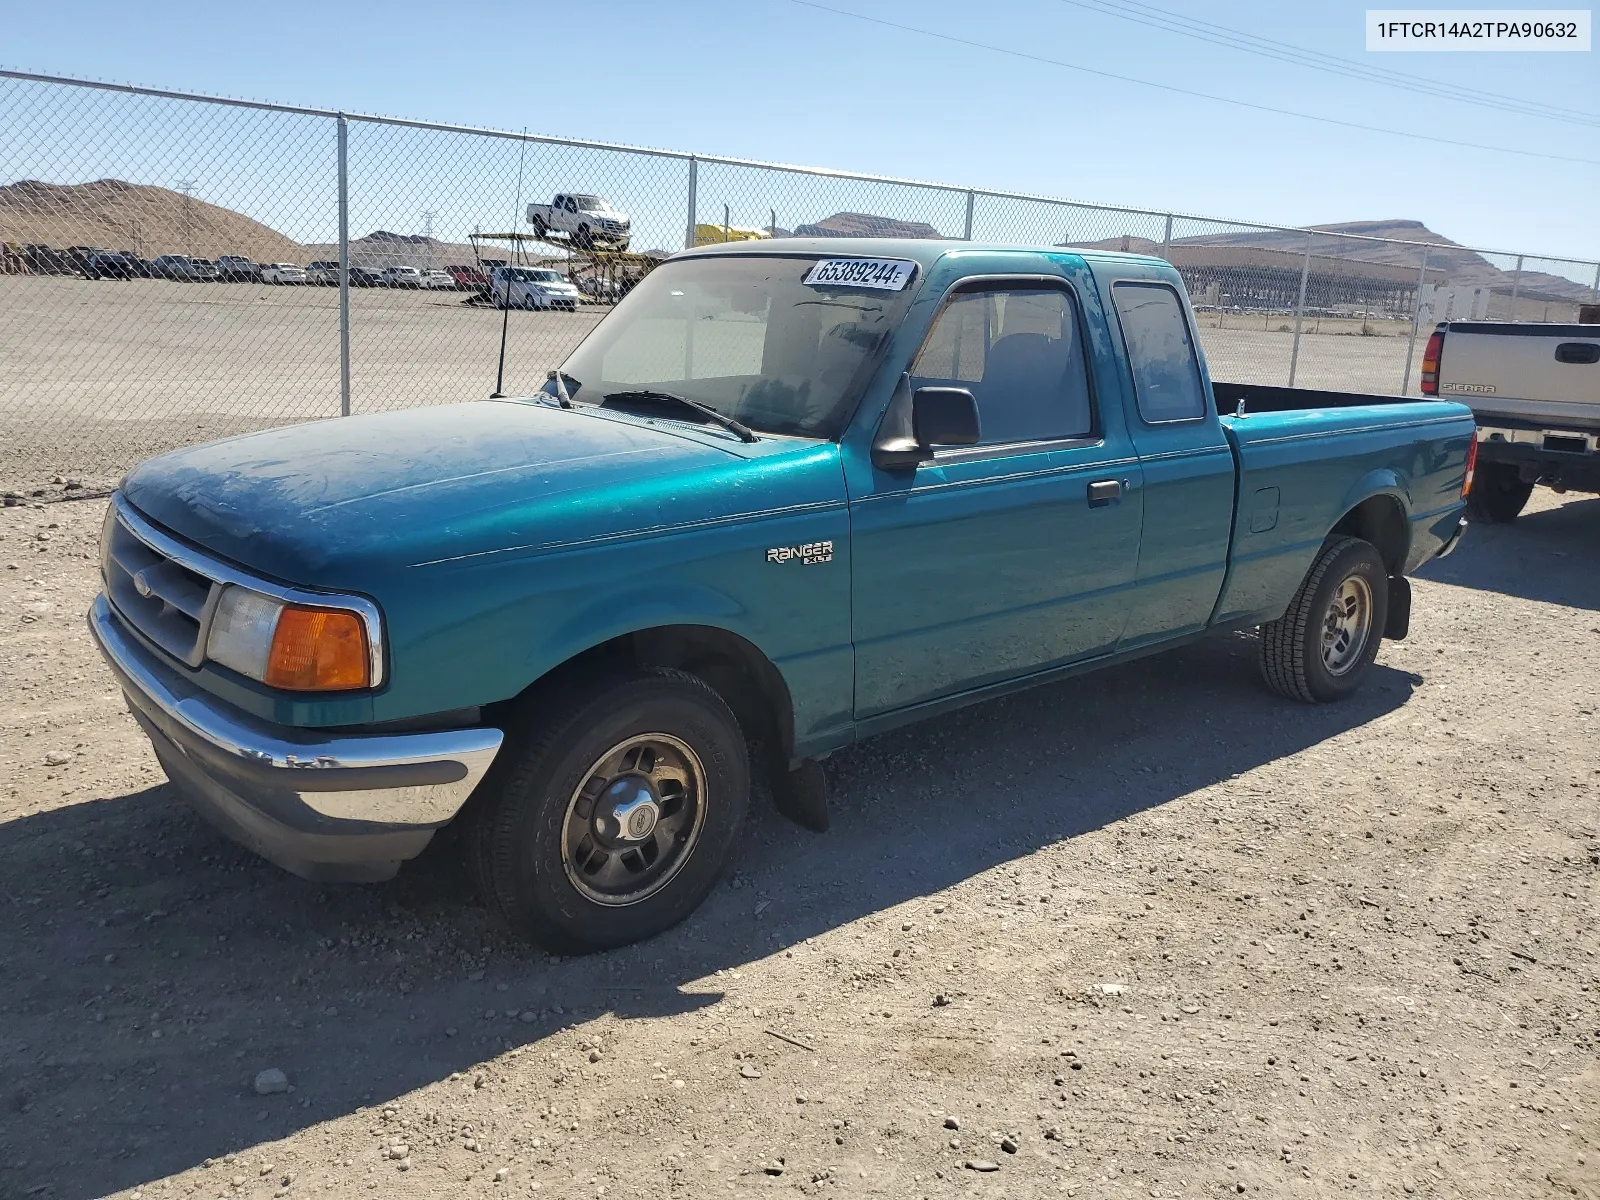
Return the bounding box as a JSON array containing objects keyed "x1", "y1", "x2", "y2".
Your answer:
[{"x1": 89, "y1": 238, "x2": 1475, "y2": 951}]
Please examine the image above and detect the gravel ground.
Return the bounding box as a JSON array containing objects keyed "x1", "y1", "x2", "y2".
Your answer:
[
  {"x1": 0, "y1": 276, "x2": 1424, "y2": 493},
  {"x1": 0, "y1": 490, "x2": 1596, "y2": 1200}
]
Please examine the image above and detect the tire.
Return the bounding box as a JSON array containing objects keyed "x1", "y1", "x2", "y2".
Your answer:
[
  {"x1": 1466, "y1": 462, "x2": 1533, "y2": 524},
  {"x1": 1259, "y1": 535, "x2": 1390, "y2": 703},
  {"x1": 469, "y1": 667, "x2": 749, "y2": 953},
  {"x1": 575, "y1": 224, "x2": 593, "y2": 250},
  {"x1": 531, "y1": 215, "x2": 548, "y2": 237}
]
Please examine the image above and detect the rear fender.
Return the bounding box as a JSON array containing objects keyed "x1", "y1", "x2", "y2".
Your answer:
[{"x1": 1331, "y1": 470, "x2": 1412, "y2": 573}]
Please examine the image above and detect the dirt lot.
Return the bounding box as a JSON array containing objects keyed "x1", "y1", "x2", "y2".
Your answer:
[
  {"x1": 0, "y1": 491, "x2": 1596, "y2": 1200},
  {"x1": 0, "y1": 276, "x2": 1424, "y2": 493}
]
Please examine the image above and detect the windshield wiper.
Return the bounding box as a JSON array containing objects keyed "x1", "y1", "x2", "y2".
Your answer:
[{"x1": 602, "y1": 390, "x2": 759, "y2": 443}]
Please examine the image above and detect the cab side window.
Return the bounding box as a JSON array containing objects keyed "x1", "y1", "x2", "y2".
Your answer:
[
  {"x1": 1111, "y1": 282, "x2": 1207, "y2": 423},
  {"x1": 909, "y1": 286, "x2": 1093, "y2": 446}
]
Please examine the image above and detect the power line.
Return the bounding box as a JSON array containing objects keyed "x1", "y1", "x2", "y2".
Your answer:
[
  {"x1": 1051, "y1": 0, "x2": 1600, "y2": 127},
  {"x1": 788, "y1": 1, "x2": 1600, "y2": 166}
]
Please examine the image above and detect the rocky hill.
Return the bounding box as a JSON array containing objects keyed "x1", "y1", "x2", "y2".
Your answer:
[
  {"x1": 791, "y1": 212, "x2": 945, "y2": 239},
  {"x1": 1173, "y1": 219, "x2": 1593, "y2": 303},
  {"x1": 0, "y1": 179, "x2": 301, "y2": 261}
]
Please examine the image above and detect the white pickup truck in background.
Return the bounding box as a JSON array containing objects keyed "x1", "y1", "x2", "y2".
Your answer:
[
  {"x1": 1423, "y1": 319, "x2": 1600, "y2": 522},
  {"x1": 526, "y1": 193, "x2": 631, "y2": 250}
]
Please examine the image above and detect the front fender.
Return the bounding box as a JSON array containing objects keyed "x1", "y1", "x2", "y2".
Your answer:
[{"x1": 535, "y1": 581, "x2": 751, "y2": 677}]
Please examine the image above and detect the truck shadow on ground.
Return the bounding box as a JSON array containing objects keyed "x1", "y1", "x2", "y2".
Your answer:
[
  {"x1": 0, "y1": 634, "x2": 1419, "y2": 1200},
  {"x1": 1417, "y1": 494, "x2": 1600, "y2": 610}
]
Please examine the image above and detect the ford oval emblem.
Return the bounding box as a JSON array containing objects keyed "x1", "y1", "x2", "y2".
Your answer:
[{"x1": 133, "y1": 571, "x2": 154, "y2": 599}]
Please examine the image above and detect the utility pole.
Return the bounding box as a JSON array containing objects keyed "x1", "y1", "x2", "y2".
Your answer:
[{"x1": 174, "y1": 179, "x2": 199, "y2": 255}]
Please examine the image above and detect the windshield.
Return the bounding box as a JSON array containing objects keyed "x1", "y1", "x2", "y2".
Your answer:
[
  {"x1": 503, "y1": 267, "x2": 563, "y2": 282},
  {"x1": 552, "y1": 255, "x2": 917, "y2": 439}
]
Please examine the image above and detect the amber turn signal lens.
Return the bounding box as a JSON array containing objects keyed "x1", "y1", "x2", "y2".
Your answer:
[{"x1": 264, "y1": 606, "x2": 370, "y2": 691}]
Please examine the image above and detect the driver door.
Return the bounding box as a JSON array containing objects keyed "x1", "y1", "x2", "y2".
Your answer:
[{"x1": 849, "y1": 281, "x2": 1144, "y2": 718}]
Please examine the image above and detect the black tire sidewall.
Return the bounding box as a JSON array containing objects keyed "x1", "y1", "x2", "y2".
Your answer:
[
  {"x1": 1300, "y1": 541, "x2": 1390, "y2": 701},
  {"x1": 486, "y1": 674, "x2": 749, "y2": 952},
  {"x1": 1467, "y1": 462, "x2": 1532, "y2": 523}
]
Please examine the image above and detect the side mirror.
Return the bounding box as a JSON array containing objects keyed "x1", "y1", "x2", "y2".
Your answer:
[
  {"x1": 872, "y1": 385, "x2": 981, "y2": 470},
  {"x1": 911, "y1": 387, "x2": 980, "y2": 449}
]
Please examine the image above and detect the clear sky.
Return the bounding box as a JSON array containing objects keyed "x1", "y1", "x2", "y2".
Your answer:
[{"x1": 4, "y1": 0, "x2": 1597, "y2": 263}]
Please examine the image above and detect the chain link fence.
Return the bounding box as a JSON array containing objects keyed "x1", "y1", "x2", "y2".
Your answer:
[{"x1": 4, "y1": 68, "x2": 1598, "y2": 493}]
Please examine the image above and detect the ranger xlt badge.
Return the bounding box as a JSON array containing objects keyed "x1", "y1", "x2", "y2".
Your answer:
[{"x1": 767, "y1": 540, "x2": 834, "y2": 565}]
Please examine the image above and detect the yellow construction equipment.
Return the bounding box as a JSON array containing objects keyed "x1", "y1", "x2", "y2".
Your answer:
[{"x1": 693, "y1": 223, "x2": 773, "y2": 246}]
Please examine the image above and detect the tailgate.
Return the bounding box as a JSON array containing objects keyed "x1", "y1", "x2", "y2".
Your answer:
[{"x1": 1440, "y1": 323, "x2": 1600, "y2": 429}]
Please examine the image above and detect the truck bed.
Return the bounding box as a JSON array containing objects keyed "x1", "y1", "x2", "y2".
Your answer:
[
  {"x1": 1205, "y1": 381, "x2": 1475, "y2": 629},
  {"x1": 1212, "y1": 380, "x2": 1423, "y2": 415},
  {"x1": 1431, "y1": 320, "x2": 1600, "y2": 433}
]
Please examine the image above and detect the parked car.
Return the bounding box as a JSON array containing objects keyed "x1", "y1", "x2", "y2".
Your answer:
[
  {"x1": 490, "y1": 265, "x2": 581, "y2": 310},
  {"x1": 189, "y1": 259, "x2": 221, "y2": 281},
  {"x1": 89, "y1": 238, "x2": 1474, "y2": 952},
  {"x1": 447, "y1": 264, "x2": 489, "y2": 291},
  {"x1": 420, "y1": 269, "x2": 457, "y2": 290},
  {"x1": 23, "y1": 244, "x2": 70, "y2": 274},
  {"x1": 380, "y1": 265, "x2": 423, "y2": 289},
  {"x1": 149, "y1": 254, "x2": 210, "y2": 281},
  {"x1": 305, "y1": 262, "x2": 381, "y2": 287},
  {"x1": 61, "y1": 245, "x2": 104, "y2": 275},
  {"x1": 217, "y1": 255, "x2": 258, "y2": 282},
  {"x1": 573, "y1": 274, "x2": 632, "y2": 304},
  {"x1": 259, "y1": 263, "x2": 307, "y2": 284},
  {"x1": 1423, "y1": 319, "x2": 1600, "y2": 522},
  {"x1": 526, "y1": 193, "x2": 631, "y2": 250},
  {"x1": 85, "y1": 250, "x2": 148, "y2": 279}
]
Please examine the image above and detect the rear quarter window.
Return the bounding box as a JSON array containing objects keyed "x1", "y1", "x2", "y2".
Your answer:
[{"x1": 1111, "y1": 282, "x2": 1208, "y2": 424}]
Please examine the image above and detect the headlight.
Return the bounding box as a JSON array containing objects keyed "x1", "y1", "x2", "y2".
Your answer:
[{"x1": 206, "y1": 585, "x2": 374, "y2": 691}]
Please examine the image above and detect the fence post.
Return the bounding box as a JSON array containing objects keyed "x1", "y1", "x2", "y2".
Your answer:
[
  {"x1": 1160, "y1": 212, "x2": 1173, "y2": 261},
  {"x1": 1287, "y1": 234, "x2": 1312, "y2": 387},
  {"x1": 684, "y1": 156, "x2": 698, "y2": 250},
  {"x1": 336, "y1": 115, "x2": 351, "y2": 418},
  {"x1": 1400, "y1": 244, "x2": 1431, "y2": 396},
  {"x1": 1508, "y1": 254, "x2": 1524, "y2": 321},
  {"x1": 963, "y1": 190, "x2": 975, "y2": 241},
  {"x1": 1593, "y1": 261, "x2": 1600, "y2": 296}
]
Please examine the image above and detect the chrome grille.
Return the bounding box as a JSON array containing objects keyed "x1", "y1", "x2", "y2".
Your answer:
[{"x1": 103, "y1": 505, "x2": 221, "y2": 667}]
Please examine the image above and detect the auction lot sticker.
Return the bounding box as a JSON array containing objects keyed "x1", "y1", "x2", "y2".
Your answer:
[
  {"x1": 803, "y1": 258, "x2": 917, "y2": 290},
  {"x1": 1366, "y1": 9, "x2": 1591, "y2": 50}
]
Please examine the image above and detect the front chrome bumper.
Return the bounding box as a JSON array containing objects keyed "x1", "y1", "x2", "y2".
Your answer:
[{"x1": 89, "y1": 594, "x2": 503, "y2": 881}]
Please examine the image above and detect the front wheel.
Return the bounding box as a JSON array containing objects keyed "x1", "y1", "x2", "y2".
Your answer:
[
  {"x1": 1466, "y1": 461, "x2": 1533, "y2": 524},
  {"x1": 1259, "y1": 536, "x2": 1390, "y2": 703},
  {"x1": 468, "y1": 668, "x2": 749, "y2": 953}
]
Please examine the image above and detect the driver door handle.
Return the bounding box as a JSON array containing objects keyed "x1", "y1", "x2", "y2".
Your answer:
[{"x1": 1087, "y1": 479, "x2": 1122, "y2": 506}]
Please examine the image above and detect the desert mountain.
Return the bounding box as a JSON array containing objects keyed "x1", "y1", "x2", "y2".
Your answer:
[
  {"x1": 1150, "y1": 219, "x2": 1590, "y2": 303},
  {"x1": 0, "y1": 179, "x2": 300, "y2": 261},
  {"x1": 791, "y1": 212, "x2": 945, "y2": 239}
]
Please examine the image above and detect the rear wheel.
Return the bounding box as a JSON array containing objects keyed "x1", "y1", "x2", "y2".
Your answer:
[
  {"x1": 468, "y1": 668, "x2": 749, "y2": 953},
  {"x1": 1259, "y1": 536, "x2": 1389, "y2": 703},
  {"x1": 531, "y1": 215, "x2": 548, "y2": 237},
  {"x1": 1466, "y1": 461, "x2": 1533, "y2": 524}
]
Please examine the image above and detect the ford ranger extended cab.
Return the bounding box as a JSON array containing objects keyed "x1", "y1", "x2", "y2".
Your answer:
[
  {"x1": 88, "y1": 239, "x2": 1474, "y2": 951},
  {"x1": 1421, "y1": 319, "x2": 1600, "y2": 522}
]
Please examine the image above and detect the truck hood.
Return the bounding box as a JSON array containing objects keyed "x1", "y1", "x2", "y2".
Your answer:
[{"x1": 121, "y1": 400, "x2": 842, "y2": 588}]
